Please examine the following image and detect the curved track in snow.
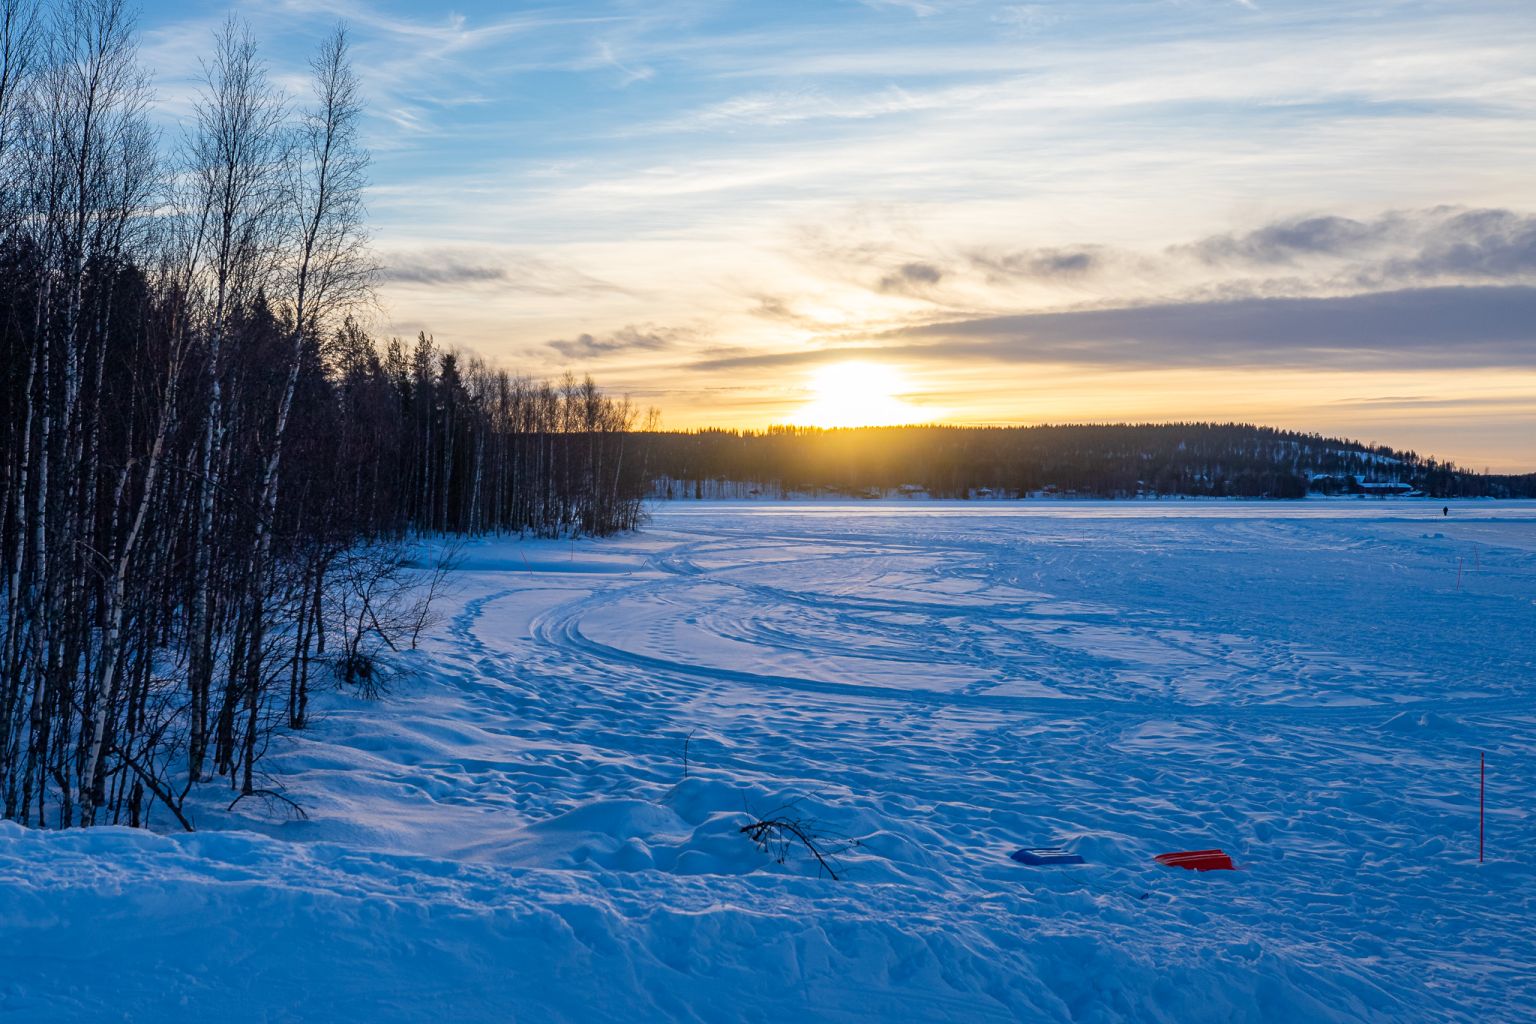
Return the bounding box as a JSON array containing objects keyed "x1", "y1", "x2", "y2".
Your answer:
[{"x1": 516, "y1": 516, "x2": 1530, "y2": 723}]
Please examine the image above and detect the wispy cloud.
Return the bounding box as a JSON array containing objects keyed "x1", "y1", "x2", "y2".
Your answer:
[
  {"x1": 967, "y1": 247, "x2": 1105, "y2": 283},
  {"x1": 857, "y1": 0, "x2": 947, "y2": 17},
  {"x1": 591, "y1": 40, "x2": 655, "y2": 86},
  {"x1": 379, "y1": 250, "x2": 630, "y2": 297},
  {"x1": 548, "y1": 324, "x2": 686, "y2": 359},
  {"x1": 878, "y1": 261, "x2": 944, "y2": 294},
  {"x1": 377, "y1": 257, "x2": 510, "y2": 287},
  {"x1": 1182, "y1": 208, "x2": 1536, "y2": 278},
  {"x1": 992, "y1": 5, "x2": 1063, "y2": 35}
]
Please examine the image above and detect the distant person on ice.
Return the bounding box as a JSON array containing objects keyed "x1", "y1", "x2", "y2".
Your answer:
[{"x1": 1443, "y1": 506, "x2": 1449, "y2": 517}]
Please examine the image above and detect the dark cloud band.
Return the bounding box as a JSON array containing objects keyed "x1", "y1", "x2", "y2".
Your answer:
[{"x1": 694, "y1": 285, "x2": 1536, "y2": 371}]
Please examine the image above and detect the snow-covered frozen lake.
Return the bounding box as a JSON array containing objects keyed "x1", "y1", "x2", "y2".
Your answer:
[{"x1": 4, "y1": 501, "x2": 1533, "y2": 1021}]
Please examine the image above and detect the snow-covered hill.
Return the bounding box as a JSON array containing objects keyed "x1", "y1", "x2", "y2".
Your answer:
[{"x1": 4, "y1": 501, "x2": 1533, "y2": 1022}]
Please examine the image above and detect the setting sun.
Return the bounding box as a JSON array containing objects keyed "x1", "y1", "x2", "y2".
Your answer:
[{"x1": 790, "y1": 361, "x2": 932, "y2": 428}]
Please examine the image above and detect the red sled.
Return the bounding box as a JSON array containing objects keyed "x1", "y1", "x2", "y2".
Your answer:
[{"x1": 1155, "y1": 849, "x2": 1234, "y2": 872}]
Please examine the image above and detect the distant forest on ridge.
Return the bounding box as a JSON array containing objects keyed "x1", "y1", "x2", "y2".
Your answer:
[{"x1": 640, "y1": 423, "x2": 1536, "y2": 501}]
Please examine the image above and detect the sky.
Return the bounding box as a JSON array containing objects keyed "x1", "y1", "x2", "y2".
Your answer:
[{"x1": 134, "y1": 0, "x2": 1536, "y2": 470}]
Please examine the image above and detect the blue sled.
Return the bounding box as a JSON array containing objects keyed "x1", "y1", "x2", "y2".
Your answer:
[{"x1": 1011, "y1": 847, "x2": 1085, "y2": 866}]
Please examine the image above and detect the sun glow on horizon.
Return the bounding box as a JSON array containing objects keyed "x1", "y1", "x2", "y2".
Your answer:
[{"x1": 788, "y1": 361, "x2": 938, "y2": 428}]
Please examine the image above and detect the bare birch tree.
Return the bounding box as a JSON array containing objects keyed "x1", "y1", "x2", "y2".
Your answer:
[
  {"x1": 181, "y1": 17, "x2": 286, "y2": 783},
  {"x1": 237, "y1": 23, "x2": 371, "y2": 795}
]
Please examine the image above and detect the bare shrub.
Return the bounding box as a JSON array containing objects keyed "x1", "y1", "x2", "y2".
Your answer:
[
  {"x1": 740, "y1": 800, "x2": 853, "y2": 881},
  {"x1": 328, "y1": 540, "x2": 460, "y2": 698}
]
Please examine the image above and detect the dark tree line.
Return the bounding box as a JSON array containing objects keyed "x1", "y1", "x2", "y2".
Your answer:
[
  {"x1": 0, "y1": 1, "x2": 645, "y2": 831},
  {"x1": 642, "y1": 423, "x2": 1536, "y2": 500}
]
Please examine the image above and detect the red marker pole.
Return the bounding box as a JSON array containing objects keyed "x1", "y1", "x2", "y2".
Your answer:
[{"x1": 1480, "y1": 752, "x2": 1485, "y2": 864}]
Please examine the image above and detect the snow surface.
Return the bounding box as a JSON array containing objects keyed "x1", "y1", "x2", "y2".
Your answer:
[{"x1": 4, "y1": 500, "x2": 1534, "y2": 1022}]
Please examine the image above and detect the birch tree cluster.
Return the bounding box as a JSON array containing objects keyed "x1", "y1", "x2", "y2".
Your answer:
[{"x1": 0, "y1": 0, "x2": 647, "y2": 830}]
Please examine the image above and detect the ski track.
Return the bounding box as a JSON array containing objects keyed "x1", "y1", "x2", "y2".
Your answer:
[{"x1": 2, "y1": 501, "x2": 1533, "y2": 1023}]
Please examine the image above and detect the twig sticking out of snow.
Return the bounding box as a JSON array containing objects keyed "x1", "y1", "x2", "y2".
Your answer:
[
  {"x1": 739, "y1": 805, "x2": 848, "y2": 880},
  {"x1": 227, "y1": 787, "x2": 309, "y2": 821}
]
